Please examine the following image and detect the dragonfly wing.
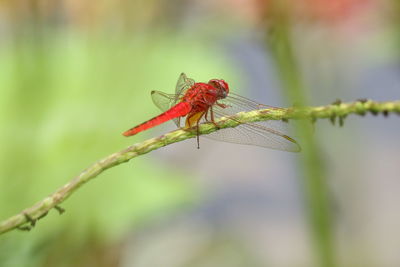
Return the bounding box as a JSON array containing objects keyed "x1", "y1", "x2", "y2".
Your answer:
[
  {"x1": 151, "y1": 90, "x2": 176, "y2": 111},
  {"x1": 206, "y1": 115, "x2": 300, "y2": 152},
  {"x1": 151, "y1": 90, "x2": 182, "y2": 127},
  {"x1": 175, "y1": 73, "x2": 195, "y2": 95},
  {"x1": 151, "y1": 73, "x2": 195, "y2": 111},
  {"x1": 219, "y1": 92, "x2": 284, "y2": 112},
  {"x1": 202, "y1": 94, "x2": 300, "y2": 152}
]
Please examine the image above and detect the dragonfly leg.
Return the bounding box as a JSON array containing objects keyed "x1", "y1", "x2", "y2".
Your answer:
[
  {"x1": 210, "y1": 107, "x2": 221, "y2": 128},
  {"x1": 204, "y1": 107, "x2": 216, "y2": 126},
  {"x1": 196, "y1": 120, "x2": 200, "y2": 149},
  {"x1": 216, "y1": 102, "x2": 229, "y2": 109},
  {"x1": 185, "y1": 111, "x2": 205, "y2": 149},
  {"x1": 204, "y1": 109, "x2": 209, "y2": 122}
]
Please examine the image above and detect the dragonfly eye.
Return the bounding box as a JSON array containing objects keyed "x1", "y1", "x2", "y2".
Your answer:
[{"x1": 208, "y1": 79, "x2": 229, "y2": 99}]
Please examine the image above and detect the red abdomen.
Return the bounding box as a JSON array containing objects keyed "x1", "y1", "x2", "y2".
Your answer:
[{"x1": 123, "y1": 102, "x2": 191, "y2": 136}]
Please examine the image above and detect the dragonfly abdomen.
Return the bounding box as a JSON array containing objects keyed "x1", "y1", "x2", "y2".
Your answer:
[{"x1": 123, "y1": 102, "x2": 191, "y2": 136}]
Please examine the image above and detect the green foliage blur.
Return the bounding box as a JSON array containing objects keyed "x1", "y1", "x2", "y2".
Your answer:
[
  {"x1": 1, "y1": 0, "x2": 400, "y2": 267},
  {"x1": 0, "y1": 2, "x2": 238, "y2": 266}
]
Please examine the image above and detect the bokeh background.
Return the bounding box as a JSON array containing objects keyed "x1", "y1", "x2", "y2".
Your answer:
[{"x1": 1, "y1": 0, "x2": 400, "y2": 266}]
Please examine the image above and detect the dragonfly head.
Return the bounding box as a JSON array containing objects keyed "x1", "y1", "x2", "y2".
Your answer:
[{"x1": 208, "y1": 79, "x2": 229, "y2": 99}]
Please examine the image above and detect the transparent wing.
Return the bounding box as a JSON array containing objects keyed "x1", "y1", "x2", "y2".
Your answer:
[
  {"x1": 149, "y1": 73, "x2": 195, "y2": 127},
  {"x1": 151, "y1": 73, "x2": 194, "y2": 111},
  {"x1": 175, "y1": 73, "x2": 195, "y2": 95},
  {"x1": 151, "y1": 91, "x2": 176, "y2": 112},
  {"x1": 204, "y1": 93, "x2": 301, "y2": 152},
  {"x1": 219, "y1": 92, "x2": 285, "y2": 112}
]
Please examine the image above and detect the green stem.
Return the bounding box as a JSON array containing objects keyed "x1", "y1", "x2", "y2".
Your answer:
[
  {"x1": 0, "y1": 99, "x2": 399, "y2": 235},
  {"x1": 267, "y1": 13, "x2": 336, "y2": 266}
]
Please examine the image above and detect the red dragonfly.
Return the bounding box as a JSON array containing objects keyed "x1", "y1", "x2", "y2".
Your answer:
[{"x1": 123, "y1": 73, "x2": 300, "y2": 152}]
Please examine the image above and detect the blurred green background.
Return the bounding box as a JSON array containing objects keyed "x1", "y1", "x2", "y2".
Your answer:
[{"x1": 1, "y1": 1, "x2": 400, "y2": 267}]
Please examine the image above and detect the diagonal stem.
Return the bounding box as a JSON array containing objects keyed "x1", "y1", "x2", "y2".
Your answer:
[{"x1": 0, "y1": 99, "x2": 399, "y2": 235}]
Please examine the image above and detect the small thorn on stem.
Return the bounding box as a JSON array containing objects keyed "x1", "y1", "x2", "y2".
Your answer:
[
  {"x1": 23, "y1": 212, "x2": 36, "y2": 227},
  {"x1": 356, "y1": 110, "x2": 366, "y2": 116},
  {"x1": 383, "y1": 110, "x2": 389, "y2": 117},
  {"x1": 339, "y1": 116, "x2": 344, "y2": 127},
  {"x1": 17, "y1": 225, "x2": 32, "y2": 231},
  {"x1": 310, "y1": 112, "x2": 317, "y2": 124},
  {"x1": 311, "y1": 117, "x2": 317, "y2": 124},
  {"x1": 329, "y1": 115, "x2": 336, "y2": 125},
  {"x1": 370, "y1": 109, "x2": 379, "y2": 116},
  {"x1": 18, "y1": 213, "x2": 36, "y2": 231},
  {"x1": 54, "y1": 205, "x2": 65, "y2": 214},
  {"x1": 38, "y1": 211, "x2": 49, "y2": 220},
  {"x1": 332, "y1": 99, "x2": 342, "y2": 106}
]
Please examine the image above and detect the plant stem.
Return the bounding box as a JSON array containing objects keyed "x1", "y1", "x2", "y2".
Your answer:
[{"x1": 0, "y1": 99, "x2": 399, "y2": 235}]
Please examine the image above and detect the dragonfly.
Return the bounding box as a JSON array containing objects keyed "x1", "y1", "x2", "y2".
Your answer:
[{"x1": 123, "y1": 73, "x2": 300, "y2": 152}]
